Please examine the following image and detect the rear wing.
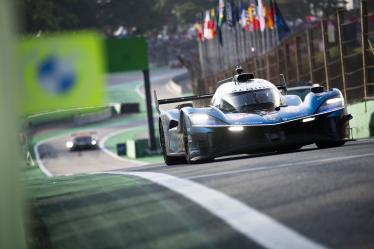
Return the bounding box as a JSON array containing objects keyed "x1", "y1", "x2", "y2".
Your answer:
[{"x1": 154, "y1": 91, "x2": 213, "y2": 114}]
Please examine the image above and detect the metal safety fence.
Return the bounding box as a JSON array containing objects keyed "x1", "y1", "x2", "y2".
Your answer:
[{"x1": 196, "y1": 0, "x2": 374, "y2": 104}]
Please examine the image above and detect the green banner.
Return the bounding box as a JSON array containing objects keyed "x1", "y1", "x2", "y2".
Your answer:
[
  {"x1": 105, "y1": 37, "x2": 148, "y2": 72},
  {"x1": 18, "y1": 32, "x2": 105, "y2": 114}
]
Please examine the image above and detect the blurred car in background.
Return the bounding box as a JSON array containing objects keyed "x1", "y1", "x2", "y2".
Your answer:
[{"x1": 66, "y1": 133, "x2": 98, "y2": 151}]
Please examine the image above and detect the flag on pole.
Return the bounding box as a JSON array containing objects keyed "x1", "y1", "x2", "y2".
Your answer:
[
  {"x1": 258, "y1": 0, "x2": 266, "y2": 32},
  {"x1": 226, "y1": 1, "x2": 234, "y2": 28},
  {"x1": 267, "y1": 0, "x2": 275, "y2": 29},
  {"x1": 210, "y1": 8, "x2": 217, "y2": 38},
  {"x1": 194, "y1": 23, "x2": 204, "y2": 41},
  {"x1": 240, "y1": 2, "x2": 250, "y2": 30},
  {"x1": 203, "y1": 11, "x2": 211, "y2": 39},
  {"x1": 263, "y1": 0, "x2": 268, "y2": 27},
  {"x1": 233, "y1": 1, "x2": 240, "y2": 26},
  {"x1": 203, "y1": 10, "x2": 216, "y2": 40},
  {"x1": 249, "y1": 0, "x2": 260, "y2": 31},
  {"x1": 218, "y1": 0, "x2": 225, "y2": 27},
  {"x1": 216, "y1": 6, "x2": 223, "y2": 45},
  {"x1": 274, "y1": 1, "x2": 290, "y2": 40},
  {"x1": 227, "y1": 1, "x2": 239, "y2": 28}
]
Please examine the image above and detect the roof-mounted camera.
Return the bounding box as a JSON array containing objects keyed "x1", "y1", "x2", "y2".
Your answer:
[{"x1": 235, "y1": 65, "x2": 244, "y2": 75}]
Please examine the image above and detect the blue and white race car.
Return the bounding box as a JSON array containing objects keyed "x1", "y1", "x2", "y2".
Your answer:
[{"x1": 155, "y1": 70, "x2": 352, "y2": 165}]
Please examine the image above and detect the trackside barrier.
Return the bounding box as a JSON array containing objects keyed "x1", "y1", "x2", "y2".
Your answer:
[
  {"x1": 347, "y1": 100, "x2": 374, "y2": 138},
  {"x1": 126, "y1": 139, "x2": 149, "y2": 159},
  {"x1": 120, "y1": 103, "x2": 140, "y2": 114},
  {"x1": 73, "y1": 108, "x2": 113, "y2": 125}
]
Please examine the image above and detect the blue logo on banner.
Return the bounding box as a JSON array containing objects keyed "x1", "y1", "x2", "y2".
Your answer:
[{"x1": 38, "y1": 55, "x2": 76, "y2": 95}]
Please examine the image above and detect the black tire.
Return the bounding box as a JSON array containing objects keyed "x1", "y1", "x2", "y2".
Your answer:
[
  {"x1": 316, "y1": 140, "x2": 346, "y2": 149},
  {"x1": 182, "y1": 118, "x2": 193, "y2": 164},
  {"x1": 159, "y1": 120, "x2": 184, "y2": 165},
  {"x1": 182, "y1": 118, "x2": 213, "y2": 164}
]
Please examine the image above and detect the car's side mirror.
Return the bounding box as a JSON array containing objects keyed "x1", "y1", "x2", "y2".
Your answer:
[{"x1": 275, "y1": 104, "x2": 288, "y2": 111}]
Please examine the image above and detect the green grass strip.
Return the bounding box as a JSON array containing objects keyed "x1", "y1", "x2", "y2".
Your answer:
[{"x1": 104, "y1": 126, "x2": 163, "y2": 164}]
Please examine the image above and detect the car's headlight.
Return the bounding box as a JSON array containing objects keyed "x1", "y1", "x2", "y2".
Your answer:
[
  {"x1": 190, "y1": 113, "x2": 226, "y2": 126},
  {"x1": 318, "y1": 96, "x2": 344, "y2": 113},
  {"x1": 91, "y1": 140, "x2": 97, "y2": 145},
  {"x1": 65, "y1": 141, "x2": 73, "y2": 148}
]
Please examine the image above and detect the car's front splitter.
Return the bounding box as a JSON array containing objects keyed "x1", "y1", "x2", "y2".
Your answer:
[{"x1": 187, "y1": 111, "x2": 351, "y2": 160}]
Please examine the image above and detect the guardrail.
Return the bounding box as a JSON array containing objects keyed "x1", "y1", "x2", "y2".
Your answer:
[{"x1": 73, "y1": 108, "x2": 113, "y2": 125}]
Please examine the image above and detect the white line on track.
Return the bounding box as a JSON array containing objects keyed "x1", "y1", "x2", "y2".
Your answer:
[
  {"x1": 33, "y1": 133, "x2": 86, "y2": 177},
  {"x1": 97, "y1": 171, "x2": 328, "y2": 249},
  {"x1": 34, "y1": 139, "x2": 55, "y2": 177},
  {"x1": 188, "y1": 152, "x2": 374, "y2": 180}
]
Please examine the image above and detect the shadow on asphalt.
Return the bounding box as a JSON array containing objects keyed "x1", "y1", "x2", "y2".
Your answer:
[
  {"x1": 212, "y1": 147, "x2": 320, "y2": 164},
  {"x1": 126, "y1": 140, "x2": 374, "y2": 171},
  {"x1": 131, "y1": 146, "x2": 322, "y2": 171}
]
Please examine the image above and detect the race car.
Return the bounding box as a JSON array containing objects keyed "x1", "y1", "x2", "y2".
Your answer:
[
  {"x1": 155, "y1": 69, "x2": 352, "y2": 165},
  {"x1": 65, "y1": 133, "x2": 98, "y2": 151}
]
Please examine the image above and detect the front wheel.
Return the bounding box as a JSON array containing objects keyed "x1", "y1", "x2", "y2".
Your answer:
[
  {"x1": 182, "y1": 118, "x2": 213, "y2": 164},
  {"x1": 182, "y1": 118, "x2": 194, "y2": 164},
  {"x1": 316, "y1": 140, "x2": 345, "y2": 149},
  {"x1": 159, "y1": 120, "x2": 184, "y2": 165}
]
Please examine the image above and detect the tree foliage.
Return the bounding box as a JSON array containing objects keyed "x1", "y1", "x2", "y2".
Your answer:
[
  {"x1": 19, "y1": 0, "x2": 347, "y2": 34},
  {"x1": 19, "y1": 0, "x2": 216, "y2": 34},
  {"x1": 277, "y1": 0, "x2": 346, "y2": 20}
]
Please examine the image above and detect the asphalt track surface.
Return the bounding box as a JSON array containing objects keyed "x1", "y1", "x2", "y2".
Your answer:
[
  {"x1": 120, "y1": 140, "x2": 374, "y2": 249},
  {"x1": 36, "y1": 124, "x2": 144, "y2": 176},
  {"x1": 37, "y1": 137, "x2": 374, "y2": 248}
]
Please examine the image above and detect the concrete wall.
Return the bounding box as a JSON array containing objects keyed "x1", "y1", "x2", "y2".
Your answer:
[{"x1": 347, "y1": 100, "x2": 374, "y2": 139}]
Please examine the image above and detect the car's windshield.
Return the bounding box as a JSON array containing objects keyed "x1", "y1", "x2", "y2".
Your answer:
[
  {"x1": 287, "y1": 88, "x2": 311, "y2": 101},
  {"x1": 217, "y1": 88, "x2": 281, "y2": 113},
  {"x1": 74, "y1": 136, "x2": 92, "y2": 143}
]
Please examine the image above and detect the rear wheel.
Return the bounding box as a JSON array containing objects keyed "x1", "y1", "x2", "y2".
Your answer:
[
  {"x1": 316, "y1": 140, "x2": 345, "y2": 149},
  {"x1": 159, "y1": 120, "x2": 184, "y2": 165}
]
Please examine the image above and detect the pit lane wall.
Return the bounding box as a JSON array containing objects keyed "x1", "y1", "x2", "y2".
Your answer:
[{"x1": 347, "y1": 100, "x2": 374, "y2": 139}]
